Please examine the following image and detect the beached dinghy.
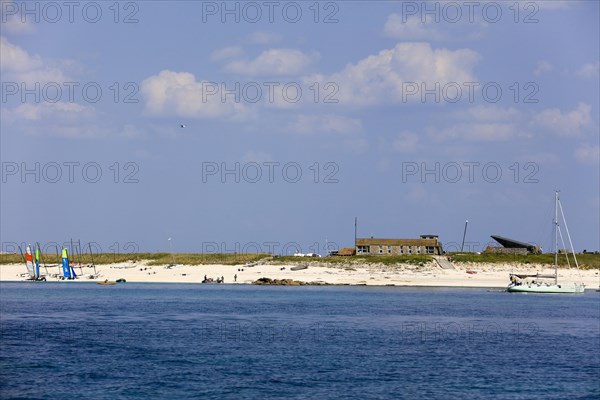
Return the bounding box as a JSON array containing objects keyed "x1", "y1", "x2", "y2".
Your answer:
[
  {"x1": 97, "y1": 280, "x2": 117, "y2": 285},
  {"x1": 290, "y1": 265, "x2": 308, "y2": 271}
]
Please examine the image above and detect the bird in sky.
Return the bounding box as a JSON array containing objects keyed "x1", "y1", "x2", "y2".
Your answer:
[{"x1": 180, "y1": 124, "x2": 186, "y2": 128}]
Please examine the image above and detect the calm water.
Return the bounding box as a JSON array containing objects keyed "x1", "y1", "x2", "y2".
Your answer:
[{"x1": 1, "y1": 283, "x2": 599, "y2": 399}]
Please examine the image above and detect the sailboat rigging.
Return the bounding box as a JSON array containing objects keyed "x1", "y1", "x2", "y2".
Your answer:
[{"x1": 507, "y1": 191, "x2": 585, "y2": 293}]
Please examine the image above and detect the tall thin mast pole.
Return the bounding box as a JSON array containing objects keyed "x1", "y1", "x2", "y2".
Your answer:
[
  {"x1": 354, "y1": 217, "x2": 357, "y2": 252},
  {"x1": 461, "y1": 220, "x2": 469, "y2": 252},
  {"x1": 554, "y1": 191, "x2": 559, "y2": 284},
  {"x1": 168, "y1": 238, "x2": 175, "y2": 265}
]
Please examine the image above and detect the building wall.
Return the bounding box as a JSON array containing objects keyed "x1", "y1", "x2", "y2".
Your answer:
[
  {"x1": 356, "y1": 238, "x2": 443, "y2": 255},
  {"x1": 484, "y1": 246, "x2": 528, "y2": 255}
]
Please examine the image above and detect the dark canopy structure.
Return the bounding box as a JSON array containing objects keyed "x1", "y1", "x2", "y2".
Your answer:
[{"x1": 491, "y1": 235, "x2": 537, "y2": 252}]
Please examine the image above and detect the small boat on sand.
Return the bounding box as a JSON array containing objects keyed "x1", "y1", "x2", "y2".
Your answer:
[
  {"x1": 97, "y1": 280, "x2": 117, "y2": 285},
  {"x1": 290, "y1": 265, "x2": 308, "y2": 271}
]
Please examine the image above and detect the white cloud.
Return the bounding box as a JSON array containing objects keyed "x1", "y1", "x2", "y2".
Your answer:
[
  {"x1": 240, "y1": 150, "x2": 273, "y2": 163},
  {"x1": 532, "y1": 103, "x2": 592, "y2": 136},
  {"x1": 140, "y1": 70, "x2": 250, "y2": 119},
  {"x1": 517, "y1": 152, "x2": 560, "y2": 165},
  {"x1": 577, "y1": 61, "x2": 599, "y2": 79},
  {"x1": 225, "y1": 48, "x2": 318, "y2": 76},
  {"x1": 463, "y1": 105, "x2": 522, "y2": 122},
  {"x1": 0, "y1": 1, "x2": 36, "y2": 34},
  {"x1": 434, "y1": 122, "x2": 518, "y2": 142},
  {"x1": 0, "y1": 36, "x2": 41, "y2": 71},
  {"x1": 210, "y1": 46, "x2": 243, "y2": 62},
  {"x1": 534, "y1": 60, "x2": 553, "y2": 76},
  {"x1": 304, "y1": 42, "x2": 480, "y2": 106},
  {"x1": 427, "y1": 106, "x2": 528, "y2": 142},
  {"x1": 247, "y1": 31, "x2": 282, "y2": 45},
  {"x1": 575, "y1": 145, "x2": 600, "y2": 164},
  {"x1": 287, "y1": 114, "x2": 362, "y2": 135},
  {"x1": 1, "y1": 102, "x2": 105, "y2": 139},
  {"x1": 392, "y1": 132, "x2": 420, "y2": 153},
  {"x1": 424, "y1": 103, "x2": 595, "y2": 144},
  {"x1": 534, "y1": 1, "x2": 573, "y2": 10},
  {"x1": 0, "y1": 36, "x2": 69, "y2": 83},
  {"x1": 7, "y1": 102, "x2": 91, "y2": 121},
  {"x1": 384, "y1": 14, "x2": 443, "y2": 40}
]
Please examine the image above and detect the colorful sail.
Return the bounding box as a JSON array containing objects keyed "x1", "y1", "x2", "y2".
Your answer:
[
  {"x1": 25, "y1": 245, "x2": 35, "y2": 278},
  {"x1": 34, "y1": 247, "x2": 41, "y2": 278},
  {"x1": 62, "y1": 248, "x2": 71, "y2": 279}
]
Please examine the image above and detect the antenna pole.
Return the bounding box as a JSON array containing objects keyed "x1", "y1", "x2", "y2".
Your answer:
[
  {"x1": 461, "y1": 220, "x2": 469, "y2": 252},
  {"x1": 354, "y1": 217, "x2": 357, "y2": 253}
]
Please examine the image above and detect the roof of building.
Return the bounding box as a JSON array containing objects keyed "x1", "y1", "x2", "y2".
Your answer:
[
  {"x1": 337, "y1": 248, "x2": 356, "y2": 256},
  {"x1": 356, "y1": 238, "x2": 441, "y2": 247},
  {"x1": 491, "y1": 235, "x2": 536, "y2": 250}
]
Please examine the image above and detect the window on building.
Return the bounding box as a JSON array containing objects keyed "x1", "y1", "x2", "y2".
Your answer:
[
  {"x1": 408, "y1": 247, "x2": 413, "y2": 254},
  {"x1": 387, "y1": 246, "x2": 392, "y2": 253},
  {"x1": 426, "y1": 246, "x2": 434, "y2": 254},
  {"x1": 379, "y1": 245, "x2": 383, "y2": 254},
  {"x1": 357, "y1": 245, "x2": 369, "y2": 254}
]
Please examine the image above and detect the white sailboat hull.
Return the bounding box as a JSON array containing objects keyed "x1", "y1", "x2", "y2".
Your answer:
[{"x1": 507, "y1": 283, "x2": 585, "y2": 293}]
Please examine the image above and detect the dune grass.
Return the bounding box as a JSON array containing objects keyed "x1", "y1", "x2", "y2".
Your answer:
[
  {"x1": 448, "y1": 252, "x2": 600, "y2": 269},
  {"x1": 272, "y1": 255, "x2": 434, "y2": 265},
  {"x1": 0, "y1": 252, "x2": 271, "y2": 266},
  {"x1": 2, "y1": 251, "x2": 598, "y2": 268}
]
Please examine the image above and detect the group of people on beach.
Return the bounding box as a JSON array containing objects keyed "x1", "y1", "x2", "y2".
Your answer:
[
  {"x1": 203, "y1": 275, "x2": 224, "y2": 283},
  {"x1": 202, "y1": 274, "x2": 238, "y2": 284}
]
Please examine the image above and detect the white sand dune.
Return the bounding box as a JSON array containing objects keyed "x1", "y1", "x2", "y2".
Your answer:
[{"x1": 1, "y1": 261, "x2": 599, "y2": 289}]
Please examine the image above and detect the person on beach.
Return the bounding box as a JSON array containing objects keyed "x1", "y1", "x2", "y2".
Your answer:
[
  {"x1": 234, "y1": 274, "x2": 237, "y2": 282},
  {"x1": 221, "y1": 276, "x2": 224, "y2": 283}
]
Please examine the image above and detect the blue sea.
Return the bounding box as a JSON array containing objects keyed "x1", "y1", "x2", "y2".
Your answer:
[{"x1": 1, "y1": 283, "x2": 599, "y2": 399}]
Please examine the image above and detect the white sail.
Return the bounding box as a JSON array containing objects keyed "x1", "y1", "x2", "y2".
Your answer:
[{"x1": 25, "y1": 245, "x2": 35, "y2": 278}]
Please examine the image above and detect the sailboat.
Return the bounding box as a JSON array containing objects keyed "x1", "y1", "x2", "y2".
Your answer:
[
  {"x1": 60, "y1": 248, "x2": 78, "y2": 280},
  {"x1": 507, "y1": 191, "x2": 585, "y2": 293},
  {"x1": 24, "y1": 245, "x2": 46, "y2": 281}
]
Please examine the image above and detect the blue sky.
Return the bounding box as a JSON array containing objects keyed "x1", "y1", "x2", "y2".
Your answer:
[{"x1": 1, "y1": 0, "x2": 598, "y2": 255}]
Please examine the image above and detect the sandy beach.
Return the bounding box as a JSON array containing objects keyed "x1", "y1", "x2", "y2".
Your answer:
[{"x1": 1, "y1": 260, "x2": 598, "y2": 289}]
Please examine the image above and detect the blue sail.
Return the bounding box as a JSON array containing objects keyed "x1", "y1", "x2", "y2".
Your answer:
[
  {"x1": 35, "y1": 247, "x2": 40, "y2": 278},
  {"x1": 62, "y1": 248, "x2": 71, "y2": 279}
]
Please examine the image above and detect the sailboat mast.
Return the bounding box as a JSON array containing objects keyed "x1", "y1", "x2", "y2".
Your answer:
[
  {"x1": 88, "y1": 242, "x2": 97, "y2": 275},
  {"x1": 554, "y1": 191, "x2": 559, "y2": 284}
]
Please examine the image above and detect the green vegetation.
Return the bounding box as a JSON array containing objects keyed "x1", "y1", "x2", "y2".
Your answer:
[
  {"x1": 3, "y1": 251, "x2": 597, "y2": 269},
  {"x1": 0, "y1": 252, "x2": 271, "y2": 266},
  {"x1": 145, "y1": 253, "x2": 271, "y2": 266},
  {"x1": 448, "y1": 252, "x2": 600, "y2": 269},
  {"x1": 271, "y1": 255, "x2": 434, "y2": 266}
]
